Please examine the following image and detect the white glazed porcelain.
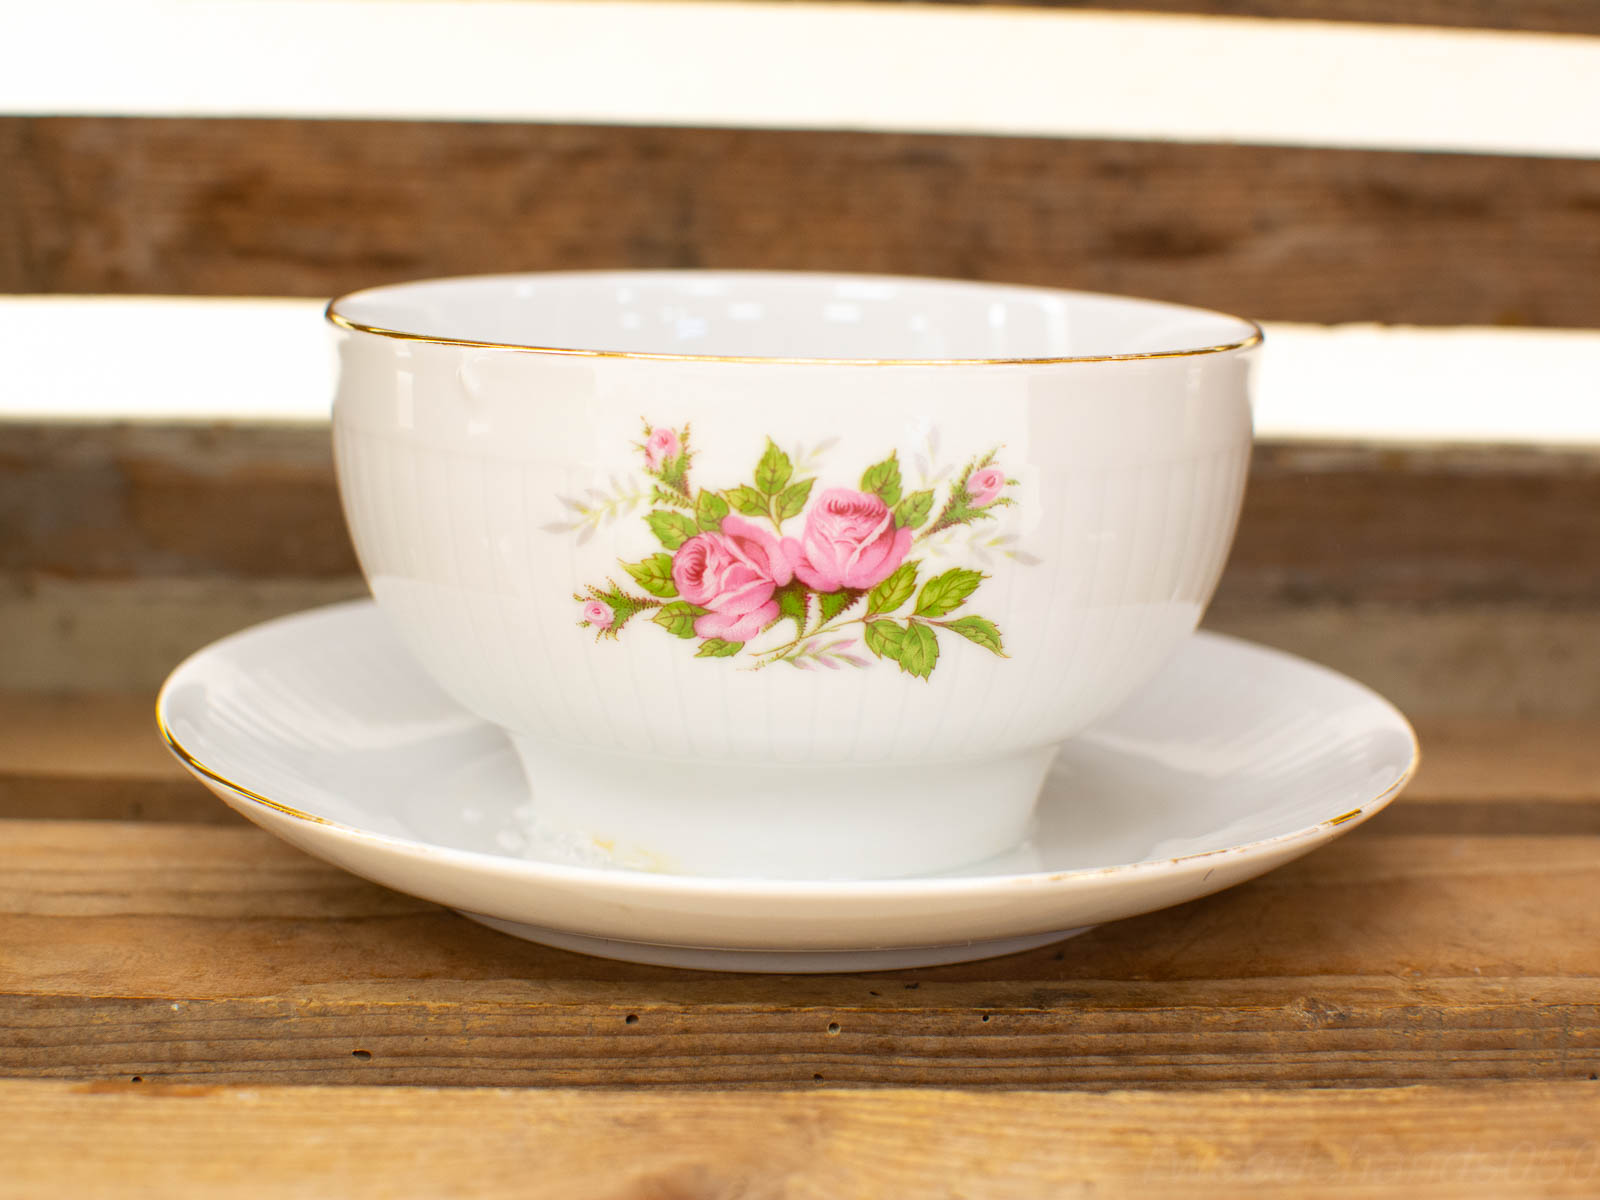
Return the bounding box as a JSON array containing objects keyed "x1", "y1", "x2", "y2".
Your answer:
[
  {"x1": 328, "y1": 271, "x2": 1260, "y2": 879},
  {"x1": 157, "y1": 601, "x2": 1417, "y2": 973}
]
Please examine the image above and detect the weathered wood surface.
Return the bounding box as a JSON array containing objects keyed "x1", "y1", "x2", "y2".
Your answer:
[
  {"x1": 9, "y1": 424, "x2": 1598, "y2": 606},
  {"x1": 6, "y1": 118, "x2": 1600, "y2": 327},
  {"x1": 10, "y1": 579, "x2": 1600, "y2": 712},
  {"x1": 2, "y1": 706, "x2": 1597, "y2": 1090},
  {"x1": 4, "y1": 822, "x2": 1598, "y2": 1089},
  {"x1": 2, "y1": 694, "x2": 1596, "y2": 821},
  {"x1": 8, "y1": 423, "x2": 1598, "y2": 705},
  {"x1": 3, "y1": 1079, "x2": 1598, "y2": 1200}
]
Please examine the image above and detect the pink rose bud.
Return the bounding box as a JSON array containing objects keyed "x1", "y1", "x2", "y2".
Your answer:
[
  {"x1": 671, "y1": 516, "x2": 796, "y2": 642},
  {"x1": 784, "y1": 488, "x2": 913, "y2": 593},
  {"x1": 966, "y1": 466, "x2": 1007, "y2": 508},
  {"x1": 582, "y1": 600, "x2": 613, "y2": 629},
  {"x1": 644, "y1": 427, "x2": 681, "y2": 470}
]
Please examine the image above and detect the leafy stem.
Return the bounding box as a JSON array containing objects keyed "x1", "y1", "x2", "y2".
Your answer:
[{"x1": 746, "y1": 612, "x2": 868, "y2": 670}]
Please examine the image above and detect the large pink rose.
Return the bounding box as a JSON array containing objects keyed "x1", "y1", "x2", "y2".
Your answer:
[
  {"x1": 784, "y1": 488, "x2": 913, "y2": 593},
  {"x1": 671, "y1": 516, "x2": 795, "y2": 642}
]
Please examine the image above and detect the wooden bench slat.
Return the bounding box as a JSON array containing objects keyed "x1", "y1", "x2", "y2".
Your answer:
[
  {"x1": 8, "y1": 778, "x2": 1600, "y2": 833},
  {"x1": 2, "y1": 819, "x2": 1595, "y2": 1089},
  {"x1": 3, "y1": 1079, "x2": 1597, "y2": 1198},
  {"x1": 5, "y1": 117, "x2": 1600, "y2": 327},
  {"x1": 2, "y1": 699, "x2": 1598, "y2": 810},
  {"x1": 9, "y1": 424, "x2": 1599, "y2": 606}
]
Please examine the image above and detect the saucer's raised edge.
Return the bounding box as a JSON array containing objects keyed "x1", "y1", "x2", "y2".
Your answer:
[
  {"x1": 154, "y1": 602, "x2": 1420, "y2": 898},
  {"x1": 157, "y1": 715, "x2": 331, "y2": 827}
]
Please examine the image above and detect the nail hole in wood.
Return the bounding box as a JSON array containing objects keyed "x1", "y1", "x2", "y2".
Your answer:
[
  {"x1": 981, "y1": 1014, "x2": 990, "y2": 1022},
  {"x1": 813, "y1": 1074, "x2": 824, "y2": 1083},
  {"x1": 351, "y1": 1049, "x2": 372, "y2": 1061},
  {"x1": 130, "y1": 1076, "x2": 142, "y2": 1084},
  {"x1": 826, "y1": 1022, "x2": 841, "y2": 1035},
  {"x1": 625, "y1": 1014, "x2": 639, "y2": 1025}
]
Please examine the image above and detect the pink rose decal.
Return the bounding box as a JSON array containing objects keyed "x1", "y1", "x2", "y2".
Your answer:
[
  {"x1": 672, "y1": 516, "x2": 795, "y2": 642},
  {"x1": 644, "y1": 427, "x2": 681, "y2": 470},
  {"x1": 562, "y1": 425, "x2": 1025, "y2": 674},
  {"x1": 784, "y1": 488, "x2": 912, "y2": 593},
  {"x1": 966, "y1": 466, "x2": 1006, "y2": 508}
]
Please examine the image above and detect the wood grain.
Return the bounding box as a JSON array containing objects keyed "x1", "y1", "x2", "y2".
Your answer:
[
  {"x1": 10, "y1": 578, "x2": 1600, "y2": 711},
  {"x1": 3, "y1": 693, "x2": 1597, "y2": 819},
  {"x1": 3, "y1": 816, "x2": 1597, "y2": 1089},
  {"x1": 9, "y1": 424, "x2": 1598, "y2": 607},
  {"x1": 6, "y1": 117, "x2": 1600, "y2": 327},
  {"x1": 3, "y1": 1079, "x2": 1599, "y2": 1200}
]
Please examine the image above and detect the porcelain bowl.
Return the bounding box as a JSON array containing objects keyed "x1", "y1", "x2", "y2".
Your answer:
[{"x1": 328, "y1": 270, "x2": 1259, "y2": 879}]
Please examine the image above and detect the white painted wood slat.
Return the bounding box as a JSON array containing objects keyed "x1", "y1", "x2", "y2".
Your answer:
[
  {"x1": 5, "y1": 1, "x2": 1599, "y2": 159},
  {"x1": 4, "y1": 297, "x2": 1597, "y2": 445}
]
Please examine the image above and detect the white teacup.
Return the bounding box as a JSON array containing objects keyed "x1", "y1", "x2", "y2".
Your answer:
[{"x1": 328, "y1": 271, "x2": 1258, "y2": 879}]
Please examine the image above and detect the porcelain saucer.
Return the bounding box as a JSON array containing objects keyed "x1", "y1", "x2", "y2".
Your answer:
[{"x1": 156, "y1": 602, "x2": 1417, "y2": 973}]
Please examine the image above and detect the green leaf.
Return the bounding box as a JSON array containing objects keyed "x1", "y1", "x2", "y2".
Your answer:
[
  {"x1": 892, "y1": 490, "x2": 935, "y2": 531},
  {"x1": 818, "y1": 588, "x2": 863, "y2": 623},
  {"x1": 651, "y1": 485, "x2": 694, "y2": 511},
  {"x1": 695, "y1": 638, "x2": 744, "y2": 658},
  {"x1": 724, "y1": 485, "x2": 769, "y2": 518},
  {"x1": 623, "y1": 553, "x2": 678, "y2": 598},
  {"x1": 646, "y1": 509, "x2": 699, "y2": 551},
  {"x1": 754, "y1": 439, "x2": 793, "y2": 496},
  {"x1": 775, "y1": 477, "x2": 814, "y2": 523},
  {"x1": 940, "y1": 615, "x2": 1005, "y2": 656},
  {"x1": 898, "y1": 621, "x2": 939, "y2": 679},
  {"x1": 860, "y1": 453, "x2": 902, "y2": 507},
  {"x1": 695, "y1": 489, "x2": 730, "y2": 532},
  {"x1": 914, "y1": 567, "x2": 985, "y2": 618},
  {"x1": 867, "y1": 561, "x2": 918, "y2": 616},
  {"x1": 774, "y1": 580, "x2": 809, "y2": 630},
  {"x1": 652, "y1": 601, "x2": 705, "y2": 638},
  {"x1": 863, "y1": 619, "x2": 906, "y2": 662}
]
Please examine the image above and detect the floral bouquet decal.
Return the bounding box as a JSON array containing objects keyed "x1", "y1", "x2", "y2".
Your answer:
[{"x1": 555, "y1": 421, "x2": 1026, "y2": 678}]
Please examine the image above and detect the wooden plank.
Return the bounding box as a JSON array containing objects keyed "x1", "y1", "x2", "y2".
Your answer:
[
  {"x1": 0, "y1": 424, "x2": 352, "y2": 581},
  {"x1": 2, "y1": 819, "x2": 1596, "y2": 1088},
  {"x1": 7, "y1": 423, "x2": 1598, "y2": 706},
  {"x1": 0, "y1": 777, "x2": 242, "y2": 825},
  {"x1": 5, "y1": 117, "x2": 1600, "y2": 327},
  {"x1": 0, "y1": 693, "x2": 173, "y2": 780},
  {"x1": 1223, "y1": 443, "x2": 1600, "y2": 608},
  {"x1": 3, "y1": 695, "x2": 1597, "y2": 820},
  {"x1": 11, "y1": 775, "x2": 1596, "y2": 833},
  {"x1": 8, "y1": 424, "x2": 1599, "y2": 606},
  {"x1": 1197, "y1": 604, "x2": 1600, "y2": 719},
  {"x1": 5, "y1": 581, "x2": 1599, "y2": 710},
  {"x1": 2, "y1": 1080, "x2": 1599, "y2": 1200}
]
